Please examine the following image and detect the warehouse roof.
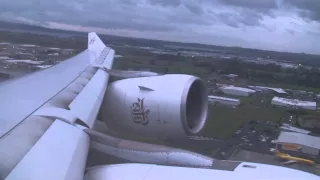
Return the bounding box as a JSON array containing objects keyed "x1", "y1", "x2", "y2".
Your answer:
[
  {"x1": 248, "y1": 86, "x2": 287, "y2": 94},
  {"x1": 208, "y1": 96, "x2": 240, "y2": 102},
  {"x1": 275, "y1": 131, "x2": 320, "y2": 149},
  {"x1": 269, "y1": 88, "x2": 287, "y2": 94},
  {"x1": 221, "y1": 86, "x2": 256, "y2": 93},
  {"x1": 272, "y1": 97, "x2": 316, "y2": 107},
  {"x1": 280, "y1": 123, "x2": 311, "y2": 134}
]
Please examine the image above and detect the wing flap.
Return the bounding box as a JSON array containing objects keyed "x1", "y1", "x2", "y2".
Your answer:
[
  {"x1": 33, "y1": 107, "x2": 78, "y2": 124},
  {"x1": 0, "y1": 50, "x2": 90, "y2": 137},
  {"x1": 68, "y1": 33, "x2": 114, "y2": 128},
  {"x1": 0, "y1": 116, "x2": 52, "y2": 179},
  {"x1": 69, "y1": 69, "x2": 110, "y2": 128},
  {"x1": 6, "y1": 120, "x2": 89, "y2": 180}
]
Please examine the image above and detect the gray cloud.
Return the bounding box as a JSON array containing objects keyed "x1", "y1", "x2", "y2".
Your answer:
[
  {"x1": 218, "y1": 0, "x2": 278, "y2": 10},
  {"x1": 217, "y1": 0, "x2": 320, "y2": 23},
  {"x1": 286, "y1": 29, "x2": 295, "y2": 35},
  {"x1": 242, "y1": 11, "x2": 264, "y2": 26},
  {"x1": 0, "y1": 0, "x2": 319, "y2": 54},
  {"x1": 148, "y1": 0, "x2": 181, "y2": 7},
  {"x1": 0, "y1": 0, "x2": 179, "y2": 32},
  {"x1": 0, "y1": 0, "x2": 267, "y2": 30},
  {"x1": 213, "y1": 9, "x2": 263, "y2": 28},
  {"x1": 0, "y1": 0, "x2": 318, "y2": 30},
  {"x1": 0, "y1": 0, "x2": 210, "y2": 31},
  {"x1": 288, "y1": 0, "x2": 320, "y2": 22},
  {"x1": 216, "y1": 13, "x2": 240, "y2": 28},
  {"x1": 308, "y1": 31, "x2": 320, "y2": 37},
  {"x1": 184, "y1": 2, "x2": 204, "y2": 15}
]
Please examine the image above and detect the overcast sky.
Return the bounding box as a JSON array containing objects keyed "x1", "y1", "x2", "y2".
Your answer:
[{"x1": 0, "y1": 0, "x2": 320, "y2": 54}]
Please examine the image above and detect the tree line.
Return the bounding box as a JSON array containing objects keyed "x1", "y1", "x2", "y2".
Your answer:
[{"x1": 194, "y1": 59, "x2": 320, "y2": 89}]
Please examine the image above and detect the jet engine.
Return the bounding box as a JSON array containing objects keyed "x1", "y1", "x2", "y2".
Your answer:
[{"x1": 99, "y1": 74, "x2": 208, "y2": 138}]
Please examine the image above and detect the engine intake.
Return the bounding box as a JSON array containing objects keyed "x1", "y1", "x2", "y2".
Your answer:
[
  {"x1": 99, "y1": 74, "x2": 208, "y2": 138},
  {"x1": 182, "y1": 77, "x2": 207, "y2": 134}
]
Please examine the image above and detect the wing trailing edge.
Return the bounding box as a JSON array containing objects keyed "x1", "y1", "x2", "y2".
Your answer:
[{"x1": 6, "y1": 121, "x2": 89, "y2": 180}]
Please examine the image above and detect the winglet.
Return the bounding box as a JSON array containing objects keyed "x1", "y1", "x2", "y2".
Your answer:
[
  {"x1": 88, "y1": 32, "x2": 114, "y2": 68},
  {"x1": 88, "y1": 32, "x2": 106, "y2": 64},
  {"x1": 88, "y1": 32, "x2": 105, "y2": 49}
]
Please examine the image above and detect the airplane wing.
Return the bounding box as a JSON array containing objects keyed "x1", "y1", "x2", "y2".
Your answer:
[
  {"x1": 1, "y1": 32, "x2": 318, "y2": 180},
  {"x1": 0, "y1": 32, "x2": 212, "y2": 180},
  {"x1": 0, "y1": 32, "x2": 114, "y2": 179}
]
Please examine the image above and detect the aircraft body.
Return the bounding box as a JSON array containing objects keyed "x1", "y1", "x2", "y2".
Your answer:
[{"x1": 0, "y1": 33, "x2": 318, "y2": 179}]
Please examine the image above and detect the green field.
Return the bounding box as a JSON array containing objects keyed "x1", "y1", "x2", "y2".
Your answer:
[
  {"x1": 200, "y1": 94, "x2": 293, "y2": 139},
  {"x1": 113, "y1": 53, "x2": 211, "y2": 76}
]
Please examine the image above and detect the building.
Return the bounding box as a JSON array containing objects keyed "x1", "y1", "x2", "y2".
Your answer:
[
  {"x1": 271, "y1": 97, "x2": 316, "y2": 110},
  {"x1": 208, "y1": 96, "x2": 240, "y2": 107},
  {"x1": 280, "y1": 123, "x2": 311, "y2": 134},
  {"x1": 226, "y1": 74, "x2": 238, "y2": 78},
  {"x1": 248, "y1": 86, "x2": 287, "y2": 95},
  {"x1": 219, "y1": 86, "x2": 256, "y2": 96},
  {"x1": 224, "y1": 74, "x2": 238, "y2": 81},
  {"x1": 273, "y1": 132, "x2": 320, "y2": 156},
  {"x1": 216, "y1": 83, "x2": 230, "y2": 88}
]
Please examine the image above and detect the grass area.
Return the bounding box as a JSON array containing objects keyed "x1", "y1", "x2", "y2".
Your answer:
[
  {"x1": 200, "y1": 94, "x2": 293, "y2": 139},
  {"x1": 114, "y1": 56, "x2": 210, "y2": 76}
]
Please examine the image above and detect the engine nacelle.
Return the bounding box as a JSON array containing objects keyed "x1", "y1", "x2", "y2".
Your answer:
[{"x1": 99, "y1": 74, "x2": 208, "y2": 138}]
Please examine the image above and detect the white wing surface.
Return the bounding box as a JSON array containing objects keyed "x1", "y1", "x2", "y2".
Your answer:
[{"x1": 0, "y1": 32, "x2": 114, "y2": 179}]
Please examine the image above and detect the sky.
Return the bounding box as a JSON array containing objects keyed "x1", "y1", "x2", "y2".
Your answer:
[{"x1": 0, "y1": 0, "x2": 320, "y2": 54}]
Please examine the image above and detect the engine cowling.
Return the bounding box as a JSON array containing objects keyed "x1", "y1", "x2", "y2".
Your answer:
[{"x1": 99, "y1": 74, "x2": 208, "y2": 138}]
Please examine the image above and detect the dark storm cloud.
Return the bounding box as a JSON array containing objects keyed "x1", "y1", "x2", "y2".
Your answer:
[
  {"x1": 2, "y1": 0, "x2": 271, "y2": 30},
  {"x1": 184, "y1": 2, "x2": 204, "y2": 15},
  {"x1": 0, "y1": 0, "x2": 272, "y2": 32},
  {"x1": 216, "y1": 13, "x2": 240, "y2": 28},
  {"x1": 218, "y1": 0, "x2": 278, "y2": 10},
  {"x1": 215, "y1": 0, "x2": 278, "y2": 17},
  {"x1": 80, "y1": 19, "x2": 176, "y2": 32},
  {"x1": 168, "y1": 14, "x2": 212, "y2": 26},
  {"x1": 0, "y1": 0, "x2": 320, "y2": 54},
  {"x1": 242, "y1": 11, "x2": 264, "y2": 26},
  {"x1": 0, "y1": 0, "x2": 210, "y2": 32},
  {"x1": 1, "y1": 0, "x2": 319, "y2": 31},
  {"x1": 287, "y1": 0, "x2": 320, "y2": 22},
  {"x1": 193, "y1": 0, "x2": 272, "y2": 29},
  {"x1": 217, "y1": 0, "x2": 320, "y2": 23},
  {"x1": 148, "y1": 0, "x2": 204, "y2": 15},
  {"x1": 0, "y1": 0, "x2": 179, "y2": 32},
  {"x1": 213, "y1": 9, "x2": 263, "y2": 28}
]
